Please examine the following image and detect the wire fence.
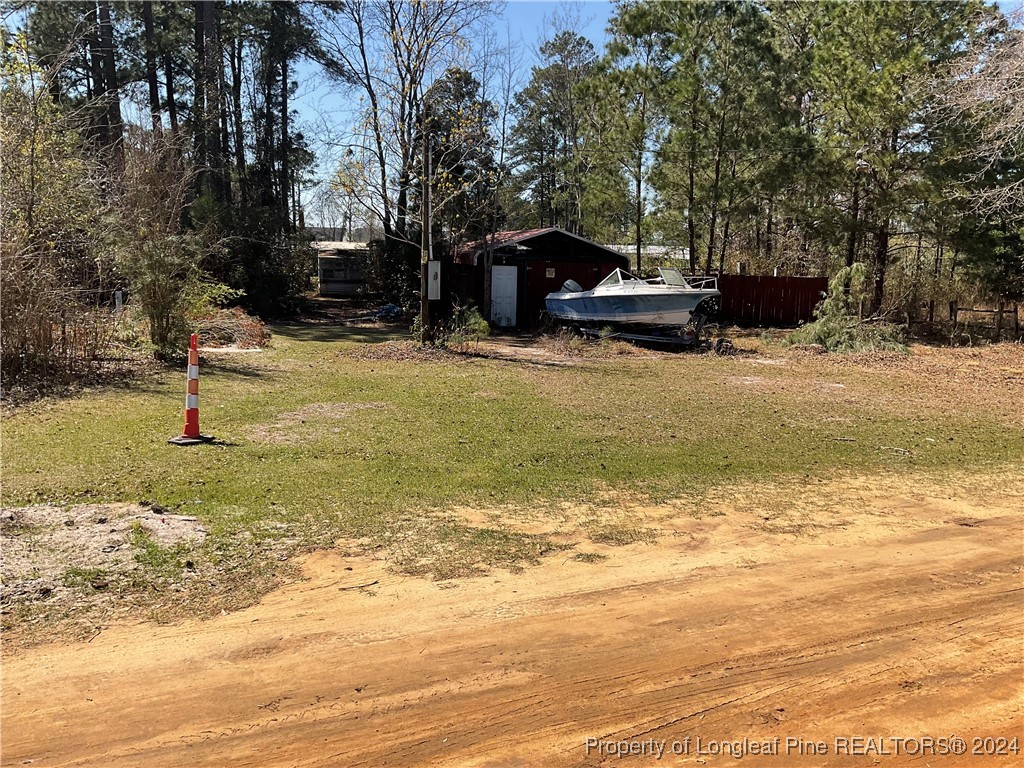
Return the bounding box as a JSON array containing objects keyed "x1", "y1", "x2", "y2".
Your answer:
[{"x1": 1, "y1": 279, "x2": 135, "y2": 385}]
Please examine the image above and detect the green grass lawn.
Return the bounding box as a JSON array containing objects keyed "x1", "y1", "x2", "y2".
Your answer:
[{"x1": 3, "y1": 324, "x2": 1022, "y2": 605}]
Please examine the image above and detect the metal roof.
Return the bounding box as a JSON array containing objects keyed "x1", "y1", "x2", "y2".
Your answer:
[
  {"x1": 455, "y1": 227, "x2": 628, "y2": 265},
  {"x1": 312, "y1": 241, "x2": 370, "y2": 251}
]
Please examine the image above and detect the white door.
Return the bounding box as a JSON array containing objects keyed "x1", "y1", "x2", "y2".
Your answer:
[{"x1": 491, "y1": 266, "x2": 518, "y2": 327}]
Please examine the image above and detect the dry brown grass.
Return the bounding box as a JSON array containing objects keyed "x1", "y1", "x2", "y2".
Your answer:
[
  {"x1": 248, "y1": 402, "x2": 387, "y2": 444},
  {"x1": 754, "y1": 341, "x2": 1024, "y2": 423}
]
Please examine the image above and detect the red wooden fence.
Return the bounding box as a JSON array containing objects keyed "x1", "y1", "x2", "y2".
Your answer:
[{"x1": 717, "y1": 275, "x2": 827, "y2": 327}]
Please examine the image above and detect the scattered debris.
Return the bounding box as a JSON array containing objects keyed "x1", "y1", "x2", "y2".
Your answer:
[
  {"x1": 344, "y1": 341, "x2": 453, "y2": 363},
  {"x1": 339, "y1": 580, "x2": 379, "y2": 591},
  {"x1": 341, "y1": 304, "x2": 407, "y2": 324},
  {"x1": 879, "y1": 446, "x2": 912, "y2": 456},
  {"x1": 195, "y1": 307, "x2": 270, "y2": 348}
]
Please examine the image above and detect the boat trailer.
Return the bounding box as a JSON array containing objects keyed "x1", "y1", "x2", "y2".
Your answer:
[{"x1": 556, "y1": 313, "x2": 734, "y2": 353}]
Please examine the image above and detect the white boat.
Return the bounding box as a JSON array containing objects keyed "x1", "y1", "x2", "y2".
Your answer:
[{"x1": 544, "y1": 267, "x2": 720, "y2": 327}]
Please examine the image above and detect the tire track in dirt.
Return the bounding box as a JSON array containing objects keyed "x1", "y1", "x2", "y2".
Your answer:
[{"x1": 3, "y1": 493, "x2": 1022, "y2": 768}]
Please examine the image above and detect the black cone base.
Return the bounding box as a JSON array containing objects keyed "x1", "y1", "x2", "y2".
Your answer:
[{"x1": 168, "y1": 434, "x2": 215, "y2": 446}]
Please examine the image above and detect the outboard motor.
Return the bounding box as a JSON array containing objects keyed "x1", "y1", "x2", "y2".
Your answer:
[{"x1": 561, "y1": 279, "x2": 583, "y2": 293}]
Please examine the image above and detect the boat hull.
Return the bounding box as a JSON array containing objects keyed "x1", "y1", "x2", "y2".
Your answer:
[{"x1": 545, "y1": 290, "x2": 718, "y2": 327}]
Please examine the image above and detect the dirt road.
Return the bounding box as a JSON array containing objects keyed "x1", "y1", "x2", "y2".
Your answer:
[{"x1": 4, "y1": 477, "x2": 1022, "y2": 767}]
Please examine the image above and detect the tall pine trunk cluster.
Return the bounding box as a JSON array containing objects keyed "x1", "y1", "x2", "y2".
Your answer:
[{"x1": 17, "y1": 1, "x2": 320, "y2": 315}]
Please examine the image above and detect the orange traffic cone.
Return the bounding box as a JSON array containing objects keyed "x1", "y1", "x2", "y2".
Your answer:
[{"x1": 169, "y1": 333, "x2": 214, "y2": 445}]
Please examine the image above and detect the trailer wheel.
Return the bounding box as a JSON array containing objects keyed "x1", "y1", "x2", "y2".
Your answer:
[{"x1": 714, "y1": 337, "x2": 734, "y2": 355}]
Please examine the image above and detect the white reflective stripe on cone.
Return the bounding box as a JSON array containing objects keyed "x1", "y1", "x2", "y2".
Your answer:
[
  {"x1": 186, "y1": 394, "x2": 199, "y2": 409},
  {"x1": 187, "y1": 365, "x2": 199, "y2": 379}
]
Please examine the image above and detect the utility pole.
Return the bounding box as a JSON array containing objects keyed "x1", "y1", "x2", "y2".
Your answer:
[
  {"x1": 419, "y1": 102, "x2": 432, "y2": 343},
  {"x1": 635, "y1": 151, "x2": 643, "y2": 274},
  {"x1": 635, "y1": 90, "x2": 645, "y2": 275}
]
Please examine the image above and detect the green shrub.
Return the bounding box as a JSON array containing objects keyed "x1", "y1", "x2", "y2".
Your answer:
[
  {"x1": 117, "y1": 234, "x2": 239, "y2": 360},
  {"x1": 785, "y1": 264, "x2": 907, "y2": 353},
  {"x1": 411, "y1": 304, "x2": 491, "y2": 351},
  {"x1": 446, "y1": 304, "x2": 491, "y2": 351},
  {"x1": 365, "y1": 237, "x2": 420, "y2": 308}
]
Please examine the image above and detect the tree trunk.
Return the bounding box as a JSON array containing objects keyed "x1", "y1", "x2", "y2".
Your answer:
[
  {"x1": 396, "y1": 175, "x2": 408, "y2": 238},
  {"x1": 419, "y1": 130, "x2": 432, "y2": 342},
  {"x1": 846, "y1": 179, "x2": 859, "y2": 269},
  {"x1": 870, "y1": 222, "x2": 889, "y2": 316},
  {"x1": 907, "y1": 233, "x2": 923, "y2": 326},
  {"x1": 686, "y1": 40, "x2": 700, "y2": 275},
  {"x1": 259, "y1": 48, "x2": 275, "y2": 208},
  {"x1": 635, "y1": 154, "x2": 642, "y2": 273},
  {"x1": 86, "y1": 6, "x2": 108, "y2": 150},
  {"x1": 718, "y1": 217, "x2": 731, "y2": 276},
  {"x1": 230, "y1": 35, "x2": 246, "y2": 205},
  {"x1": 202, "y1": 0, "x2": 222, "y2": 200},
  {"x1": 279, "y1": 39, "x2": 290, "y2": 230},
  {"x1": 844, "y1": 177, "x2": 859, "y2": 293},
  {"x1": 705, "y1": 100, "x2": 728, "y2": 275},
  {"x1": 142, "y1": 1, "x2": 162, "y2": 132},
  {"x1": 686, "y1": 118, "x2": 697, "y2": 274},
  {"x1": 162, "y1": 3, "x2": 178, "y2": 133},
  {"x1": 352, "y1": 6, "x2": 391, "y2": 238},
  {"x1": 754, "y1": 211, "x2": 761, "y2": 260},
  {"x1": 97, "y1": 0, "x2": 123, "y2": 172},
  {"x1": 718, "y1": 154, "x2": 737, "y2": 275},
  {"x1": 193, "y1": 1, "x2": 206, "y2": 171},
  {"x1": 215, "y1": 7, "x2": 231, "y2": 204}
]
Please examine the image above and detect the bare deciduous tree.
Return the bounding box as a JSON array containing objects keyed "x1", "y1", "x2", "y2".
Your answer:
[
  {"x1": 311, "y1": 0, "x2": 498, "y2": 244},
  {"x1": 1, "y1": 32, "x2": 112, "y2": 381},
  {"x1": 939, "y1": 10, "x2": 1024, "y2": 214}
]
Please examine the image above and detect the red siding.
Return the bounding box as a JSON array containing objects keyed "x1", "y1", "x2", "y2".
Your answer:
[{"x1": 524, "y1": 260, "x2": 625, "y2": 327}]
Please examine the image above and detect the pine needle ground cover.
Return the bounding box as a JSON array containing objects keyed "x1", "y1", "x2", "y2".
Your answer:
[{"x1": 3, "y1": 326, "x2": 1021, "y2": 641}]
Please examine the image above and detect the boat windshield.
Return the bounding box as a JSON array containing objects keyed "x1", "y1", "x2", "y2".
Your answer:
[
  {"x1": 658, "y1": 267, "x2": 688, "y2": 287},
  {"x1": 598, "y1": 269, "x2": 640, "y2": 288}
]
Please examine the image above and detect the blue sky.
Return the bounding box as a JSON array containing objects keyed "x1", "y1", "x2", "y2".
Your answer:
[
  {"x1": 293, "y1": 1, "x2": 618, "y2": 221},
  {"x1": 296, "y1": 0, "x2": 1023, "y2": 224},
  {"x1": 501, "y1": 0, "x2": 614, "y2": 55}
]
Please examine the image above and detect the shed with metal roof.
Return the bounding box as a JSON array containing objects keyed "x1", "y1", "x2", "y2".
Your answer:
[{"x1": 452, "y1": 227, "x2": 629, "y2": 328}]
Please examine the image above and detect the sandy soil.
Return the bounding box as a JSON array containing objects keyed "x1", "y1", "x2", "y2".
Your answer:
[
  {"x1": 1, "y1": 504, "x2": 207, "y2": 608},
  {"x1": 3, "y1": 475, "x2": 1022, "y2": 767}
]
